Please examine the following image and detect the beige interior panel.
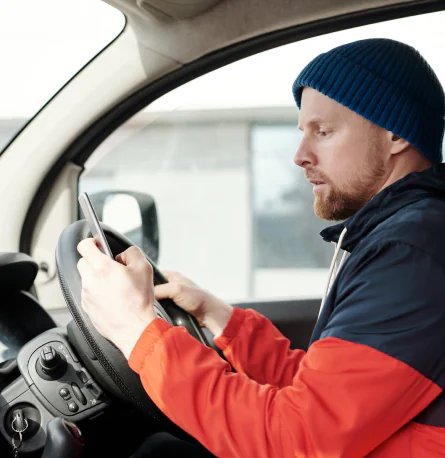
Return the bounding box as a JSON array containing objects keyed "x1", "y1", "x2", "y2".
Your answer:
[
  {"x1": 107, "y1": 0, "x2": 419, "y2": 63},
  {"x1": 31, "y1": 163, "x2": 82, "y2": 310}
]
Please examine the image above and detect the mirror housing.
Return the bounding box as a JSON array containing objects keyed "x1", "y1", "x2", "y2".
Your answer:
[{"x1": 87, "y1": 191, "x2": 159, "y2": 263}]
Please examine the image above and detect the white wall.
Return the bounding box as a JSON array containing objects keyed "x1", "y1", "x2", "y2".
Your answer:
[{"x1": 112, "y1": 169, "x2": 252, "y2": 300}]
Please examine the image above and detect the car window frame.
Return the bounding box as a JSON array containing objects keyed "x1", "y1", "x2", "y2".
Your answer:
[{"x1": 18, "y1": 1, "x2": 445, "y2": 255}]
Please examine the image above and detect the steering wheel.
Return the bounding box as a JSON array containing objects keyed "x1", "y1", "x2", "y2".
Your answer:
[{"x1": 55, "y1": 220, "x2": 210, "y2": 431}]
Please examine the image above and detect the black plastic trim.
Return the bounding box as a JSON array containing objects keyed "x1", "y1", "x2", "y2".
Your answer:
[
  {"x1": 19, "y1": 0, "x2": 445, "y2": 254},
  {"x1": 0, "y1": 252, "x2": 38, "y2": 290},
  {"x1": 17, "y1": 330, "x2": 109, "y2": 422}
]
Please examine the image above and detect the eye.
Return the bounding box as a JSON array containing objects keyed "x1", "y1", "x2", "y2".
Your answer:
[{"x1": 317, "y1": 130, "x2": 328, "y2": 137}]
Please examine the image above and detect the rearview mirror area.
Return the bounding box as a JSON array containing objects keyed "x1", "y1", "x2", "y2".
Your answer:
[{"x1": 86, "y1": 191, "x2": 160, "y2": 263}]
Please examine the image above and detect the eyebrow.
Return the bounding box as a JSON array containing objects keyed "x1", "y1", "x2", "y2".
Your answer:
[{"x1": 298, "y1": 116, "x2": 331, "y2": 130}]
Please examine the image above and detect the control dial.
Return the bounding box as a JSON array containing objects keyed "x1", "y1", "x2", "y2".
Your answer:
[{"x1": 37, "y1": 346, "x2": 67, "y2": 379}]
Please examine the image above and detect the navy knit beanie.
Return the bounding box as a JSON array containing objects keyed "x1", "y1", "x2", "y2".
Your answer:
[{"x1": 292, "y1": 38, "x2": 445, "y2": 164}]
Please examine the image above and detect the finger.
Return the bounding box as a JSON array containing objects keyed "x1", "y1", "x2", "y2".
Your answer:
[
  {"x1": 77, "y1": 238, "x2": 109, "y2": 270},
  {"x1": 154, "y1": 282, "x2": 180, "y2": 301},
  {"x1": 160, "y1": 270, "x2": 197, "y2": 289},
  {"x1": 118, "y1": 246, "x2": 148, "y2": 268},
  {"x1": 160, "y1": 270, "x2": 180, "y2": 282}
]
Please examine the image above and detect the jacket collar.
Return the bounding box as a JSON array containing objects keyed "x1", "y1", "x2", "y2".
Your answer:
[{"x1": 320, "y1": 164, "x2": 445, "y2": 251}]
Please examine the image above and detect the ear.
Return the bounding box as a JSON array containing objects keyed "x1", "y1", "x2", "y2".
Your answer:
[{"x1": 389, "y1": 133, "x2": 411, "y2": 156}]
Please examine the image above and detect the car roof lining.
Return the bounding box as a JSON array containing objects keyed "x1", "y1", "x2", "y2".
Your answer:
[{"x1": 104, "y1": 0, "x2": 426, "y2": 64}]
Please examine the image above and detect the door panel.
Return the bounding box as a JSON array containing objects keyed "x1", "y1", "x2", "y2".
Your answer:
[{"x1": 232, "y1": 299, "x2": 320, "y2": 351}]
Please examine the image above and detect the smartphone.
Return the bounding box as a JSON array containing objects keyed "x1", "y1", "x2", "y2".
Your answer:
[{"x1": 78, "y1": 192, "x2": 114, "y2": 258}]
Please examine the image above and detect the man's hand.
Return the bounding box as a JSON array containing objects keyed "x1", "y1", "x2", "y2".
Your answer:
[
  {"x1": 77, "y1": 239, "x2": 157, "y2": 359},
  {"x1": 155, "y1": 271, "x2": 233, "y2": 338}
]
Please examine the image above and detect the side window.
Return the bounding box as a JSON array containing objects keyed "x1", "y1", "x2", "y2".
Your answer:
[{"x1": 80, "y1": 11, "x2": 445, "y2": 303}]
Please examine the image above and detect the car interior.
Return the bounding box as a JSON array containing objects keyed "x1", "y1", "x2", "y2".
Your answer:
[{"x1": 0, "y1": 0, "x2": 444, "y2": 456}]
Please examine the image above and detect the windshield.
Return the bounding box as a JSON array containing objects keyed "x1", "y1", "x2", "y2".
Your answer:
[{"x1": 0, "y1": 0, "x2": 125, "y2": 153}]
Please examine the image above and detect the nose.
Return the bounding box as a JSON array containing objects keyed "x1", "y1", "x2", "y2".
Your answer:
[{"x1": 294, "y1": 136, "x2": 317, "y2": 169}]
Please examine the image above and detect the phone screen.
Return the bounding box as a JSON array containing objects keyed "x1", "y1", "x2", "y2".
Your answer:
[{"x1": 78, "y1": 192, "x2": 114, "y2": 258}]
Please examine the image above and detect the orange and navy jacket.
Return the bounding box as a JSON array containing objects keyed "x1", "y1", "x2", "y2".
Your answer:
[{"x1": 129, "y1": 164, "x2": 445, "y2": 457}]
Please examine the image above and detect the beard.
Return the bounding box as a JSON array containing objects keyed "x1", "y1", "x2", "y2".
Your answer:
[{"x1": 311, "y1": 146, "x2": 386, "y2": 221}]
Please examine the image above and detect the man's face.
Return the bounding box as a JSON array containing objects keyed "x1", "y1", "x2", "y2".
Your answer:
[{"x1": 295, "y1": 88, "x2": 388, "y2": 221}]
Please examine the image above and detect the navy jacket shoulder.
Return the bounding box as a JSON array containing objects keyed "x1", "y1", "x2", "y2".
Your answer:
[{"x1": 310, "y1": 165, "x2": 445, "y2": 394}]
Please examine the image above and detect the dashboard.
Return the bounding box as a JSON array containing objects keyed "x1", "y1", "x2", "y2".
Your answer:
[{"x1": 0, "y1": 252, "x2": 109, "y2": 455}]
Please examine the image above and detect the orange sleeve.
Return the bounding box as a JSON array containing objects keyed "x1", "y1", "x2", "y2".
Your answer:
[
  {"x1": 213, "y1": 307, "x2": 306, "y2": 387},
  {"x1": 129, "y1": 319, "x2": 441, "y2": 458}
]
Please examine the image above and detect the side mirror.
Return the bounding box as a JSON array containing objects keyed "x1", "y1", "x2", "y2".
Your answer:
[{"x1": 87, "y1": 191, "x2": 160, "y2": 263}]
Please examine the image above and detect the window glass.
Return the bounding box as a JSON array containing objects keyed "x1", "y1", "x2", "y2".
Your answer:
[
  {"x1": 0, "y1": 0, "x2": 124, "y2": 152},
  {"x1": 251, "y1": 125, "x2": 330, "y2": 269},
  {"x1": 80, "y1": 11, "x2": 445, "y2": 303}
]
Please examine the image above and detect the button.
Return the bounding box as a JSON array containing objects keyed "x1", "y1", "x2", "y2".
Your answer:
[
  {"x1": 59, "y1": 387, "x2": 71, "y2": 400},
  {"x1": 43, "y1": 346, "x2": 52, "y2": 354},
  {"x1": 85, "y1": 381, "x2": 103, "y2": 399},
  {"x1": 56, "y1": 343, "x2": 79, "y2": 363},
  {"x1": 67, "y1": 401, "x2": 79, "y2": 413},
  {"x1": 77, "y1": 368, "x2": 91, "y2": 384},
  {"x1": 71, "y1": 383, "x2": 87, "y2": 406}
]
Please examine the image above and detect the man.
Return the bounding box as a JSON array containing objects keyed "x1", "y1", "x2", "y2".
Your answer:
[{"x1": 77, "y1": 38, "x2": 445, "y2": 457}]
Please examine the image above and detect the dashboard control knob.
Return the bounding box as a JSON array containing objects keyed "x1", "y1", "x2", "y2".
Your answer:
[
  {"x1": 37, "y1": 345, "x2": 67, "y2": 379},
  {"x1": 40, "y1": 347, "x2": 61, "y2": 373}
]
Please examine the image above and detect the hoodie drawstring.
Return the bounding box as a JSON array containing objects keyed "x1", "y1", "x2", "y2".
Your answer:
[
  {"x1": 319, "y1": 227, "x2": 348, "y2": 317},
  {"x1": 337, "y1": 249, "x2": 350, "y2": 275}
]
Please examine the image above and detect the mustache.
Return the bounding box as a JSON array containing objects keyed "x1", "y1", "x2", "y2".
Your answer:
[{"x1": 304, "y1": 170, "x2": 329, "y2": 183}]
